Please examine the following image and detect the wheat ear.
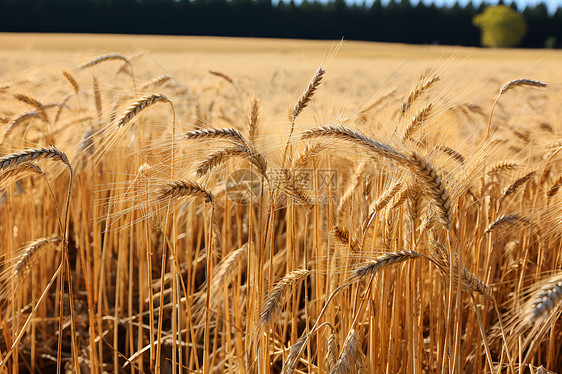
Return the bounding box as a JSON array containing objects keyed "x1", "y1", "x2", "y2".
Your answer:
[
  {"x1": 259, "y1": 268, "x2": 311, "y2": 327},
  {"x1": 403, "y1": 102, "x2": 432, "y2": 140},
  {"x1": 209, "y1": 70, "x2": 235, "y2": 85},
  {"x1": 158, "y1": 180, "x2": 214, "y2": 204},
  {"x1": 408, "y1": 152, "x2": 452, "y2": 229},
  {"x1": 61, "y1": 70, "x2": 79, "y2": 94},
  {"x1": 527, "y1": 273, "x2": 562, "y2": 323},
  {"x1": 277, "y1": 169, "x2": 314, "y2": 208},
  {"x1": 196, "y1": 144, "x2": 267, "y2": 178},
  {"x1": 185, "y1": 128, "x2": 247, "y2": 145},
  {"x1": 115, "y1": 93, "x2": 171, "y2": 127},
  {"x1": 139, "y1": 74, "x2": 171, "y2": 91},
  {"x1": 546, "y1": 176, "x2": 562, "y2": 197},
  {"x1": 435, "y1": 145, "x2": 465, "y2": 165},
  {"x1": 290, "y1": 67, "x2": 325, "y2": 121},
  {"x1": 485, "y1": 213, "x2": 530, "y2": 234},
  {"x1": 486, "y1": 78, "x2": 547, "y2": 140},
  {"x1": 0, "y1": 235, "x2": 61, "y2": 305},
  {"x1": 501, "y1": 171, "x2": 535, "y2": 201},
  {"x1": 0, "y1": 146, "x2": 70, "y2": 170},
  {"x1": 248, "y1": 96, "x2": 259, "y2": 142},
  {"x1": 77, "y1": 53, "x2": 130, "y2": 70},
  {"x1": 354, "y1": 250, "x2": 422, "y2": 278},
  {"x1": 281, "y1": 333, "x2": 309, "y2": 374},
  {"x1": 3, "y1": 112, "x2": 43, "y2": 140},
  {"x1": 487, "y1": 160, "x2": 519, "y2": 176},
  {"x1": 399, "y1": 75, "x2": 439, "y2": 115},
  {"x1": 13, "y1": 93, "x2": 48, "y2": 122},
  {"x1": 302, "y1": 125, "x2": 409, "y2": 164},
  {"x1": 93, "y1": 76, "x2": 102, "y2": 119},
  {"x1": 332, "y1": 329, "x2": 367, "y2": 374}
]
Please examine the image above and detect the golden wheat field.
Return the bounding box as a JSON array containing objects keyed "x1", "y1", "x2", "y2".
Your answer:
[{"x1": 0, "y1": 33, "x2": 562, "y2": 374}]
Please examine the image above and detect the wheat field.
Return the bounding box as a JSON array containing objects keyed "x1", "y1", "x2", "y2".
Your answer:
[{"x1": 0, "y1": 34, "x2": 561, "y2": 374}]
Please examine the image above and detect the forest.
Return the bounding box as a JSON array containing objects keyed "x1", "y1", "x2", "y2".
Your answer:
[{"x1": 0, "y1": 0, "x2": 561, "y2": 48}]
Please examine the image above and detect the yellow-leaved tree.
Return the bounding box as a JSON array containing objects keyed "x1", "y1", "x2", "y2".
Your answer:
[{"x1": 473, "y1": 5, "x2": 527, "y2": 47}]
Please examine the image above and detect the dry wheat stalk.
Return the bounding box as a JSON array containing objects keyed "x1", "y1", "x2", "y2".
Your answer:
[
  {"x1": 408, "y1": 152, "x2": 452, "y2": 229},
  {"x1": 399, "y1": 75, "x2": 439, "y2": 115},
  {"x1": 61, "y1": 70, "x2": 79, "y2": 94},
  {"x1": 77, "y1": 53, "x2": 130, "y2": 70},
  {"x1": 354, "y1": 250, "x2": 422, "y2": 278},
  {"x1": 115, "y1": 93, "x2": 171, "y2": 127},
  {"x1": 13, "y1": 93, "x2": 48, "y2": 122},
  {"x1": 157, "y1": 180, "x2": 214, "y2": 204},
  {"x1": 290, "y1": 67, "x2": 325, "y2": 121}
]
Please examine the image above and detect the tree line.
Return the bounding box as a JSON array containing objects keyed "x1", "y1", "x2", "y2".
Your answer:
[{"x1": 0, "y1": 0, "x2": 560, "y2": 48}]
